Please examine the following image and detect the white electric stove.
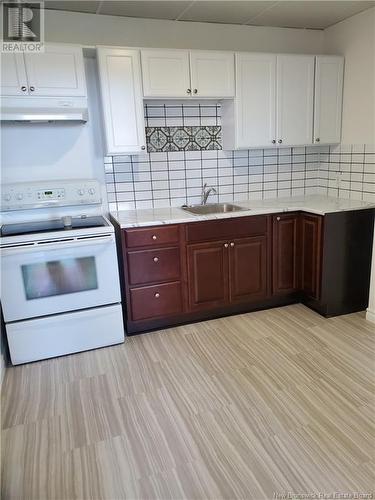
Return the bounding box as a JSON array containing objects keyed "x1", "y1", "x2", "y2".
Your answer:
[{"x1": 0, "y1": 179, "x2": 124, "y2": 365}]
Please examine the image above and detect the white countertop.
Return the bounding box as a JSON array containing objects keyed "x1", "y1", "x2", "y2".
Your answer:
[{"x1": 110, "y1": 195, "x2": 375, "y2": 228}]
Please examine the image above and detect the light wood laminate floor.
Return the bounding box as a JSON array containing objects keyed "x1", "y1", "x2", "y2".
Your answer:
[{"x1": 1, "y1": 304, "x2": 375, "y2": 500}]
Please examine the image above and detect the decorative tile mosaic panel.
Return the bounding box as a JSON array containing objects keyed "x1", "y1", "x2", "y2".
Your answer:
[{"x1": 146, "y1": 126, "x2": 221, "y2": 152}]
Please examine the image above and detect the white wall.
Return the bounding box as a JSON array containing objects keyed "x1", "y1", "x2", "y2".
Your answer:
[
  {"x1": 324, "y1": 7, "x2": 375, "y2": 144},
  {"x1": 44, "y1": 9, "x2": 325, "y2": 54}
]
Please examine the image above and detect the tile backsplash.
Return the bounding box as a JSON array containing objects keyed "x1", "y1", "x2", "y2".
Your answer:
[
  {"x1": 318, "y1": 144, "x2": 375, "y2": 202},
  {"x1": 104, "y1": 103, "x2": 374, "y2": 211}
]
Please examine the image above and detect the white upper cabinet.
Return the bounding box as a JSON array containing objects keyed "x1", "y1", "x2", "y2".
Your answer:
[
  {"x1": 222, "y1": 53, "x2": 276, "y2": 149},
  {"x1": 189, "y1": 51, "x2": 235, "y2": 98},
  {"x1": 0, "y1": 54, "x2": 29, "y2": 96},
  {"x1": 97, "y1": 47, "x2": 146, "y2": 155},
  {"x1": 0, "y1": 44, "x2": 86, "y2": 97},
  {"x1": 141, "y1": 48, "x2": 235, "y2": 98},
  {"x1": 24, "y1": 44, "x2": 86, "y2": 96},
  {"x1": 314, "y1": 56, "x2": 344, "y2": 144},
  {"x1": 141, "y1": 49, "x2": 190, "y2": 98},
  {"x1": 276, "y1": 55, "x2": 315, "y2": 146}
]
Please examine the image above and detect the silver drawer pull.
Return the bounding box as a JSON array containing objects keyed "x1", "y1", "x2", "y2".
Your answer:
[
  {"x1": 230, "y1": 242, "x2": 235, "y2": 247},
  {"x1": 277, "y1": 216, "x2": 281, "y2": 221},
  {"x1": 154, "y1": 292, "x2": 160, "y2": 298},
  {"x1": 224, "y1": 243, "x2": 229, "y2": 248},
  {"x1": 152, "y1": 235, "x2": 157, "y2": 240},
  {"x1": 153, "y1": 257, "x2": 159, "y2": 263}
]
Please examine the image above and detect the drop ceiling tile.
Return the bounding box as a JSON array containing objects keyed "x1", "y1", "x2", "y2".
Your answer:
[
  {"x1": 247, "y1": 1, "x2": 375, "y2": 29},
  {"x1": 98, "y1": 1, "x2": 192, "y2": 20},
  {"x1": 44, "y1": 1, "x2": 100, "y2": 14},
  {"x1": 179, "y1": 1, "x2": 275, "y2": 24}
]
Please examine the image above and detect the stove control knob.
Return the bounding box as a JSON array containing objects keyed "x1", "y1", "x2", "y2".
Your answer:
[
  {"x1": 3, "y1": 194, "x2": 11, "y2": 201},
  {"x1": 16, "y1": 193, "x2": 23, "y2": 200},
  {"x1": 77, "y1": 189, "x2": 85, "y2": 196},
  {"x1": 88, "y1": 188, "x2": 95, "y2": 195}
]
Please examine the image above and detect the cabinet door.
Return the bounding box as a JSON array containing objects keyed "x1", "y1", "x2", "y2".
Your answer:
[
  {"x1": 189, "y1": 51, "x2": 234, "y2": 98},
  {"x1": 187, "y1": 241, "x2": 229, "y2": 311},
  {"x1": 272, "y1": 214, "x2": 300, "y2": 295},
  {"x1": 24, "y1": 44, "x2": 86, "y2": 96},
  {"x1": 314, "y1": 56, "x2": 344, "y2": 145},
  {"x1": 0, "y1": 53, "x2": 28, "y2": 96},
  {"x1": 97, "y1": 48, "x2": 146, "y2": 155},
  {"x1": 276, "y1": 55, "x2": 314, "y2": 146},
  {"x1": 234, "y1": 53, "x2": 276, "y2": 148},
  {"x1": 141, "y1": 49, "x2": 190, "y2": 98},
  {"x1": 301, "y1": 214, "x2": 322, "y2": 300},
  {"x1": 229, "y1": 236, "x2": 267, "y2": 303}
]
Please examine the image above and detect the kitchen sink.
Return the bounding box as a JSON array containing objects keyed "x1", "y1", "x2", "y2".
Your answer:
[{"x1": 181, "y1": 203, "x2": 247, "y2": 215}]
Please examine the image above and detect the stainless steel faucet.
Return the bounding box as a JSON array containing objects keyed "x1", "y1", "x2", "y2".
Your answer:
[{"x1": 201, "y1": 183, "x2": 217, "y2": 205}]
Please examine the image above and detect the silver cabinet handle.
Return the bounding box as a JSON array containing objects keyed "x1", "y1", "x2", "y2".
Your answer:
[
  {"x1": 21, "y1": 86, "x2": 27, "y2": 92},
  {"x1": 224, "y1": 243, "x2": 229, "y2": 248},
  {"x1": 141, "y1": 145, "x2": 146, "y2": 150},
  {"x1": 276, "y1": 216, "x2": 281, "y2": 221},
  {"x1": 315, "y1": 138, "x2": 320, "y2": 143},
  {"x1": 153, "y1": 257, "x2": 159, "y2": 263},
  {"x1": 272, "y1": 139, "x2": 276, "y2": 144},
  {"x1": 152, "y1": 235, "x2": 157, "y2": 240},
  {"x1": 29, "y1": 86, "x2": 35, "y2": 92},
  {"x1": 193, "y1": 89, "x2": 198, "y2": 94},
  {"x1": 154, "y1": 292, "x2": 160, "y2": 298},
  {"x1": 187, "y1": 88, "x2": 192, "y2": 94},
  {"x1": 278, "y1": 139, "x2": 283, "y2": 144},
  {"x1": 230, "y1": 242, "x2": 235, "y2": 247}
]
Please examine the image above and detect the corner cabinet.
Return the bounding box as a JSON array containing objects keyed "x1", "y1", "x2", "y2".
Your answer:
[
  {"x1": 313, "y1": 56, "x2": 344, "y2": 144},
  {"x1": 0, "y1": 44, "x2": 86, "y2": 97},
  {"x1": 97, "y1": 47, "x2": 146, "y2": 155},
  {"x1": 300, "y1": 213, "x2": 322, "y2": 300},
  {"x1": 222, "y1": 53, "x2": 343, "y2": 150},
  {"x1": 272, "y1": 213, "x2": 300, "y2": 295},
  {"x1": 141, "y1": 49, "x2": 235, "y2": 99}
]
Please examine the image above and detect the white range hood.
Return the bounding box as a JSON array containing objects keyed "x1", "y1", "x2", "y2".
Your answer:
[{"x1": 1, "y1": 96, "x2": 88, "y2": 122}]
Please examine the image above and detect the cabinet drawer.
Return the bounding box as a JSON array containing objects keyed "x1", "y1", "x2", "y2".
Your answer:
[
  {"x1": 186, "y1": 215, "x2": 268, "y2": 243},
  {"x1": 129, "y1": 282, "x2": 183, "y2": 321},
  {"x1": 125, "y1": 225, "x2": 180, "y2": 248},
  {"x1": 127, "y1": 247, "x2": 181, "y2": 285}
]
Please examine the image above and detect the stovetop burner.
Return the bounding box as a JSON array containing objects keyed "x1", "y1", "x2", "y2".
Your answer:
[{"x1": 1, "y1": 216, "x2": 109, "y2": 237}]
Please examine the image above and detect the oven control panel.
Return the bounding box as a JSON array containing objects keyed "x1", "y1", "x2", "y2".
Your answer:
[{"x1": 1, "y1": 179, "x2": 102, "y2": 211}]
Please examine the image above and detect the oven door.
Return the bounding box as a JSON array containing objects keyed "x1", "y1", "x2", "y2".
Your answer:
[{"x1": 1, "y1": 234, "x2": 121, "y2": 322}]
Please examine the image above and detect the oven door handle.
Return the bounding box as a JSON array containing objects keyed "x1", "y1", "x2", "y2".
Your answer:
[{"x1": 1, "y1": 234, "x2": 115, "y2": 256}]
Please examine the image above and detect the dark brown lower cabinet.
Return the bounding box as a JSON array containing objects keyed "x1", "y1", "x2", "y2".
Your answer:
[
  {"x1": 187, "y1": 240, "x2": 229, "y2": 311},
  {"x1": 112, "y1": 208, "x2": 374, "y2": 334},
  {"x1": 272, "y1": 214, "x2": 300, "y2": 295},
  {"x1": 187, "y1": 235, "x2": 268, "y2": 310},
  {"x1": 301, "y1": 213, "x2": 322, "y2": 300},
  {"x1": 229, "y1": 236, "x2": 267, "y2": 303}
]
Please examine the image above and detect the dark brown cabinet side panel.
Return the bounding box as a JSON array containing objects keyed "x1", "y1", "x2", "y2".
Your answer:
[
  {"x1": 272, "y1": 214, "x2": 300, "y2": 295},
  {"x1": 229, "y1": 236, "x2": 267, "y2": 303},
  {"x1": 187, "y1": 241, "x2": 229, "y2": 311},
  {"x1": 301, "y1": 213, "x2": 322, "y2": 300}
]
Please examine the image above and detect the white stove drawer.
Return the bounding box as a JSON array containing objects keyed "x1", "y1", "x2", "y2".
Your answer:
[{"x1": 6, "y1": 304, "x2": 124, "y2": 365}]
